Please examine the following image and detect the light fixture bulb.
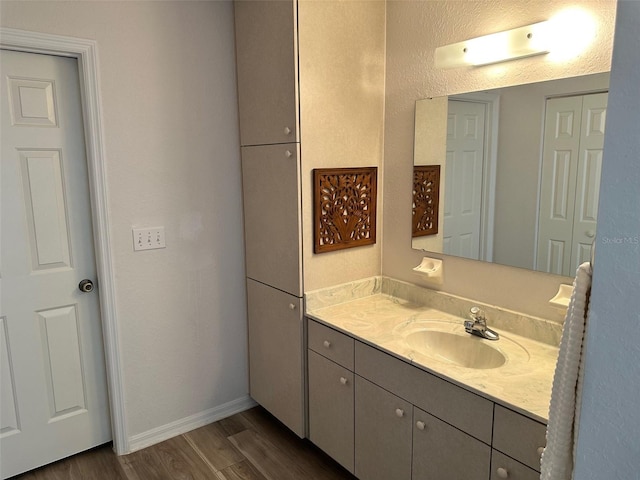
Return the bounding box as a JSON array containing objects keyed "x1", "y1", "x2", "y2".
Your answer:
[{"x1": 435, "y1": 21, "x2": 552, "y2": 69}]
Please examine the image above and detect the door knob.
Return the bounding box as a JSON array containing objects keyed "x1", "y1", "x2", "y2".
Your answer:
[{"x1": 78, "y1": 279, "x2": 94, "y2": 293}]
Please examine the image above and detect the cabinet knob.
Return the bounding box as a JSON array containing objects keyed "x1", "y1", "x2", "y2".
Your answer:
[
  {"x1": 285, "y1": 150, "x2": 292, "y2": 158},
  {"x1": 288, "y1": 303, "x2": 296, "y2": 310},
  {"x1": 537, "y1": 446, "x2": 545, "y2": 456},
  {"x1": 284, "y1": 126, "x2": 292, "y2": 135},
  {"x1": 496, "y1": 467, "x2": 509, "y2": 478},
  {"x1": 395, "y1": 408, "x2": 404, "y2": 418},
  {"x1": 586, "y1": 230, "x2": 596, "y2": 238},
  {"x1": 339, "y1": 377, "x2": 348, "y2": 385},
  {"x1": 415, "y1": 421, "x2": 426, "y2": 431},
  {"x1": 323, "y1": 340, "x2": 331, "y2": 348}
]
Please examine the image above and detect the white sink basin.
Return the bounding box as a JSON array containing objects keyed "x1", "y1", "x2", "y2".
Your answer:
[
  {"x1": 394, "y1": 320, "x2": 530, "y2": 370},
  {"x1": 405, "y1": 330, "x2": 506, "y2": 369}
]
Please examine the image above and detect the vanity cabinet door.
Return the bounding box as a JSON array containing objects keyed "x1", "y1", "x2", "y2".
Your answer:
[
  {"x1": 234, "y1": 0, "x2": 299, "y2": 146},
  {"x1": 247, "y1": 279, "x2": 304, "y2": 437},
  {"x1": 241, "y1": 144, "x2": 302, "y2": 297},
  {"x1": 308, "y1": 350, "x2": 354, "y2": 473},
  {"x1": 491, "y1": 450, "x2": 540, "y2": 480},
  {"x1": 355, "y1": 376, "x2": 412, "y2": 480},
  {"x1": 412, "y1": 407, "x2": 490, "y2": 480},
  {"x1": 492, "y1": 405, "x2": 546, "y2": 472}
]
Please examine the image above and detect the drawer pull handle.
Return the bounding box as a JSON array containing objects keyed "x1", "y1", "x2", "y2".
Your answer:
[
  {"x1": 339, "y1": 377, "x2": 348, "y2": 385},
  {"x1": 496, "y1": 467, "x2": 509, "y2": 478},
  {"x1": 415, "y1": 421, "x2": 426, "y2": 431},
  {"x1": 284, "y1": 126, "x2": 292, "y2": 135},
  {"x1": 285, "y1": 150, "x2": 292, "y2": 158},
  {"x1": 288, "y1": 303, "x2": 296, "y2": 310},
  {"x1": 537, "y1": 446, "x2": 545, "y2": 456},
  {"x1": 323, "y1": 340, "x2": 331, "y2": 348},
  {"x1": 395, "y1": 408, "x2": 404, "y2": 418}
]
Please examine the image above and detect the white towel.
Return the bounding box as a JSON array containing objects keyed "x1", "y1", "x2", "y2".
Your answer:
[{"x1": 541, "y1": 262, "x2": 592, "y2": 480}]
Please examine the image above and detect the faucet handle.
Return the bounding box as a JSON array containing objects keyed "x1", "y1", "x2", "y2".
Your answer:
[{"x1": 469, "y1": 306, "x2": 486, "y2": 324}]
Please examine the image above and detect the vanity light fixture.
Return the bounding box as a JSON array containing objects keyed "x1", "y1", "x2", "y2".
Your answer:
[{"x1": 435, "y1": 21, "x2": 552, "y2": 69}]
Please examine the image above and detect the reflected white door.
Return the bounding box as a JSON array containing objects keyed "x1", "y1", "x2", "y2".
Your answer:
[
  {"x1": 537, "y1": 92, "x2": 607, "y2": 276},
  {"x1": 0, "y1": 50, "x2": 111, "y2": 478},
  {"x1": 443, "y1": 100, "x2": 486, "y2": 260}
]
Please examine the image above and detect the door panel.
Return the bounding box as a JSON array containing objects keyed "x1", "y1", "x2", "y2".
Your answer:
[
  {"x1": 1, "y1": 50, "x2": 110, "y2": 478},
  {"x1": 571, "y1": 93, "x2": 607, "y2": 272},
  {"x1": 537, "y1": 96, "x2": 582, "y2": 275},
  {"x1": 443, "y1": 100, "x2": 486, "y2": 260},
  {"x1": 38, "y1": 305, "x2": 87, "y2": 418},
  {"x1": 19, "y1": 150, "x2": 72, "y2": 270},
  {"x1": 537, "y1": 93, "x2": 607, "y2": 276}
]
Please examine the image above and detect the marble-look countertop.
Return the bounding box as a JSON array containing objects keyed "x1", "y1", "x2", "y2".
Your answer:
[{"x1": 306, "y1": 279, "x2": 560, "y2": 424}]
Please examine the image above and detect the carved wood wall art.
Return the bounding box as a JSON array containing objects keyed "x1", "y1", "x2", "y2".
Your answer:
[
  {"x1": 412, "y1": 165, "x2": 440, "y2": 237},
  {"x1": 313, "y1": 167, "x2": 377, "y2": 253}
]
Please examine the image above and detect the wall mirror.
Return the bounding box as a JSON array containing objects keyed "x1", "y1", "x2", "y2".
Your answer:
[{"x1": 412, "y1": 72, "x2": 610, "y2": 277}]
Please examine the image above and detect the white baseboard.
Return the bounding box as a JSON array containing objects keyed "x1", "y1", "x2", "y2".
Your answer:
[{"x1": 126, "y1": 395, "x2": 257, "y2": 454}]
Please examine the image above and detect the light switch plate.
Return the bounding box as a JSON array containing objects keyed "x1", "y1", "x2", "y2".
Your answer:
[{"x1": 133, "y1": 227, "x2": 166, "y2": 251}]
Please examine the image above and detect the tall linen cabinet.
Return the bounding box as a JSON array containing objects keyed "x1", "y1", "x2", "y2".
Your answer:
[{"x1": 234, "y1": 0, "x2": 305, "y2": 437}]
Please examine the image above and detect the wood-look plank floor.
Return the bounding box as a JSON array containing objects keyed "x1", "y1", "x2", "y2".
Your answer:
[{"x1": 12, "y1": 407, "x2": 356, "y2": 480}]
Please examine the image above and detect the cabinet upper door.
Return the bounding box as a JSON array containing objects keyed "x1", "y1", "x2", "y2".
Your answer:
[
  {"x1": 241, "y1": 143, "x2": 302, "y2": 296},
  {"x1": 234, "y1": 0, "x2": 299, "y2": 146}
]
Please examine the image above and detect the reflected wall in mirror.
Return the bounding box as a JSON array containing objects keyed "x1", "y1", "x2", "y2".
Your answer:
[{"x1": 412, "y1": 72, "x2": 609, "y2": 276}]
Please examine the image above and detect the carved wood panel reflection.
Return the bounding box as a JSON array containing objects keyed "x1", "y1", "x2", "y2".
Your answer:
[
  {"x1": 313, "y1": 167, "x2": 377, "y2": 253},
  {"x1": 412, "y1": 165, "x2": 440, "y2": 237}
]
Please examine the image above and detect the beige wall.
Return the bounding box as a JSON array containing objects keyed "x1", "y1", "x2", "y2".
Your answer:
[
  {"x1": 1, "y1": 0, "x2": 248, "y2": 443},
  {"x1": 383, "y1": 0, "x2": 616, "y2": 322},
  {"x1": 298, "y1": 0, "x2": 386, "y2": 291}
]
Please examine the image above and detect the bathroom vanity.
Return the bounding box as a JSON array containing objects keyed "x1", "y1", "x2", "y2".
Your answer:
[{"x1": 305, "y1": 277, "x2": 560, "y2": 480}]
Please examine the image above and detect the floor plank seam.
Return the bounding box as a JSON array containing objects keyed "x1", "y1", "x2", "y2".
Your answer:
[{"x1": 181, "y1": 433, "x2": 223, "y2": 475}]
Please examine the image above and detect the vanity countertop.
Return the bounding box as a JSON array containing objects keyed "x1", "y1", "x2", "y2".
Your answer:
[{"x1": 306, "y1": 283, "x2": 560, "y2": 424}]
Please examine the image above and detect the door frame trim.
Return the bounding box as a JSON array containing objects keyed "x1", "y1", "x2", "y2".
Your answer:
[{"x1": 1, "y1": 27, "x2": 128, "y2": 454}]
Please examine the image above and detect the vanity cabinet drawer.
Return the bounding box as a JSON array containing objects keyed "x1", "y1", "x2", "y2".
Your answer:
[
  {"x1": 491, "y1": 450, "x2": 540, "y2": 480},
  {"x1": 308, "y1": 319, "x2": 354, "y2": 370},
  {"x1": 355, "y1": 341, "x2": 493, "y2": 444},
  {"x1": 492, "y1": 405, "x2": 546, "y2": 471}
]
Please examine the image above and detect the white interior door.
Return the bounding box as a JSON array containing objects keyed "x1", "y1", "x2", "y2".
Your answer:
[
  {"x1": 571, "y1": 93, "x2": 607, "y2": 270},
  {"x1": 0, "y1": 49, "x2": 111, "y2": 478},
  {"x1": 537, "y1": 93, "x2": 607, "y2": 276},
  {"x1": 443, "y1": 100, "x2": 486, "y2": 260}
]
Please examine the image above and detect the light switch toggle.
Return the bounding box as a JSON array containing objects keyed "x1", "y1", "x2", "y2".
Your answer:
[{"x1": 133, "y1": 227, "x2": 166, "y2": 251}]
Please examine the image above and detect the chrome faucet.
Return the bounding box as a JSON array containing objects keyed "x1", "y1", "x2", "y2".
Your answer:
[{"x1": 464, "y1": 307, "x2": 499, "y2": 340}]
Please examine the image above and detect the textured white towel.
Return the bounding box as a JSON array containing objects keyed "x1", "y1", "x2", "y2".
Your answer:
[{"x1": 541, "y1": 262, "x2": 592, "y2": 480}]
